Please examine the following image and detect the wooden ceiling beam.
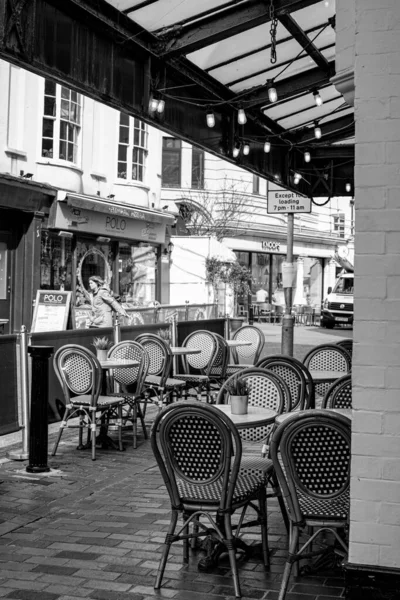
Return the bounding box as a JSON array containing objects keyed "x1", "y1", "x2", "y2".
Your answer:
[{"x1": 154, "y1": 0, "x2": 322, "y2": 58}]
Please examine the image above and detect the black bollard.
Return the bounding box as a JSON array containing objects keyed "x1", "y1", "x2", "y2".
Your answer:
[
  {"x1": 248, "y1": 305, "x2": 254, "y2": 326},
  {"x1": 26, "y1": 346, "x2": 54, "y2": 473}
]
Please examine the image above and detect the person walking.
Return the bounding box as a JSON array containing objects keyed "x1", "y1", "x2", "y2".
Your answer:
[{"x1": 88, "y1": 275, "x2": 128, "y2": 328}]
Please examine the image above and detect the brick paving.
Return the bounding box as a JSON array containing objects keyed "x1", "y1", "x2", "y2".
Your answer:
[{"x1": 0, "y1": 327, "x2": 351, "y2": 600}]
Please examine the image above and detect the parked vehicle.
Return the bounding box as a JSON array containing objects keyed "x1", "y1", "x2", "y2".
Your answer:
[{"x1": 321, "y1": 272, "x2": 354, "y2": 329}]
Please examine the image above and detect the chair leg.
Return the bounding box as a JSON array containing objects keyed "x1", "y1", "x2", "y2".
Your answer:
[
  {"x1": 224, "y1": 514, "x2": 242, "y2": 598},
  {"x1": 258, "y1": 487, "x2": 270, "y2": 569},
  {"x1": 182, "y1": 511, "x2": 190, "y2": 563},
  {"x1": 51, "y1": 408, "x2": 70, "y2": 456},
  {"x1": 131, "y1": 401, "x2": 138, "y2": 449},
  {"x1": 278, "y1": 523, "x2": 299, "y2": 600},
  {"x1": 91, "y1": 420, "x2": 96, "y2": 461},
  {"x1": 271, "y1": 471, "x2": 289, "y2": 532},
  {"x1": 117, "y1": 405, "x2": 124, "y2": 452},
  {"x1": 155, "y1": 509, "x2": 179, "y2": 590},
  {"x1": 137, "y1": 401, "x2": 148, "y2": 439}
]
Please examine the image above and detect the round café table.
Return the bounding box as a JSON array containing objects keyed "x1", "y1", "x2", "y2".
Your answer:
[
  {"x1": 215, "y1": 404, "x2": 277, "y2": 429},
  {"x1": 309, "y1": 370, "x2": 348, "y2": 383},
  {"x1": 170, "y1": 346, "x2": 201, "y2": 375},
  {"x1": 226, "y1": 340, "x2": 252, "y2": 348}
]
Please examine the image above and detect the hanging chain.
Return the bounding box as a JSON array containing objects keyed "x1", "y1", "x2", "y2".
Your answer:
[{"x1": 269, "y1": 0, "x2": 278, "y2": 64}]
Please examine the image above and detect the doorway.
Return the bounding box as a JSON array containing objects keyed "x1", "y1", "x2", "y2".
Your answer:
[{"x1": 0, "y1": 236, "x2": 11, "y2": 332}]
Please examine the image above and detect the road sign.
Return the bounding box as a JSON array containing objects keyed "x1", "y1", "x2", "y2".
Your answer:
[{"x1": 267, "y1": 191, "x2": 311, "y2": 214}]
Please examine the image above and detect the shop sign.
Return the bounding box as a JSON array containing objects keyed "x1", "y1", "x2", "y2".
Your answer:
[
  {"x1": 49, "y1": 202, "x2": 166, "y2": 243},
  {"x1": 267, "y1": 191, "x2": 311, "y2": 214},
  {"x1": 31, "y1": 290, "x2": 72, "y2": 332},
  {"x1": 261, "y1": 241, "x2": 280, "y2": 252}
]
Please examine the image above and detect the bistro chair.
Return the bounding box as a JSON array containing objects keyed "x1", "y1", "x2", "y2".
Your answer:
[
  {"x1": 173, "y1": 330, "x2": 219, "y2": 403},
  {"x1": 135, "y1": 333, "x2": 185, "y2": 409},
  {"x1": 270, "y1": 410, "x2": 351, "y2": 600},
  {"x1": 322, "y1": 374, "x2": 352, "y2": 409},
  {"x1": 257, "y1": 355, "x2": 315, "y2": 410},
  {"x1": 51, "y1": 344, "x2": 126, "y2": 461},
  {"x1": 302, "y1": 343, "x2": 351, "y2": 401},
  {"x1": 226, "y1": 325, "x2": 265, "y2": 376},
  {"x1": 335, "y1": 339, "x2": 353, "y2": 366},
  {"x1": 271, "y1": 304, "x2": 285, "y2": 324},
  {"x1": 257, "y1": 302, "x2": 273, "y2": 323},
  {"x1": 151, "y1": 401, "x2": 270, "y2": 598},
  {"x1": 208, "y1": 332, "x2": 230, "y2": 395},
  {"x1": 106, "y1": 340, "x2": 149, "y2": 448},
  {"x1": 257, "y1": 357, "x2": 307, "y2": 414}
]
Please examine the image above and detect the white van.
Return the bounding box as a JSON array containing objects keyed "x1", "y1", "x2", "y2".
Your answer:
[{"x1": 321, "y1": 272, "x2": 354, "y2": 329}]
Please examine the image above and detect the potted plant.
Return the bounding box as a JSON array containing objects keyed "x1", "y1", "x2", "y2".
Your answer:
[
  {"x1": 91, "y1": 336, "x2": 112, "y2": 361},
  {"x1": 225, "y1": 375, "x2": 251, "y2": 415}
]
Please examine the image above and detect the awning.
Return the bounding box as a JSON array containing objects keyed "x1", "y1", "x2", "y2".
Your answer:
[
  {"x1": 0, "y1": 173, "x2": 56, "y2": 213},
  {"x1": 49, "y1": 193, "x2": 174, "y2": 244}
]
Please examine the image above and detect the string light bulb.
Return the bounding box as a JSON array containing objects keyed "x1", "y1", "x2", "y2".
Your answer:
[
  {"x1": 264, "y1": 140, "x2": 271, "y2": 153},
  {"x1": 304, "y1": 151, "x2": 311, "y2": 163},
  {"x1": 149, "y1": 97, "x2": 159, "y2": 112},
  {"x1": 206, "y1": 110, "x2": 215, "y2": 128},
  {"x1": 232, "y1": 141, "x2": 241, "y2": 158},
  {"x1": 314, "y1": 122, "x2": 322, "y2": 139},
  {"x1": 243, "y1": 143, "x2": 250, "y2": 156},
  {"x1": 345, "y1": 182, "x2": 351, "y2": 193},
  {"x1": 156, "y1": 99, "x2": 165, "y2": 114},
  {"x1": 313, "y1": 90, "x2": 323, "y2": 106},
  {"x1": 267, "y1": 80, "x2": 278, "y2": 103},
  {"x1": 294, "y1": 173, "x2": 302, "y2": 185},
  {"x1": 237, "y1": 107, "x2": 247, "y2": 125}
]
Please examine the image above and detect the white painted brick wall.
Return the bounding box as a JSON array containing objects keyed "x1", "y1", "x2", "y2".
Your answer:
[{"x1": 347, "y1": 0, "x2": 400, "y2": 569}]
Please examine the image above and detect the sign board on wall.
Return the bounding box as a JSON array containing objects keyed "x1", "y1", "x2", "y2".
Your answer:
[
  {"x1": 267, "y1": 191, "x2": 311, "y2": 214},
  {"x1": 31, "y1": 291, "x2": 72, "y2": 333}
]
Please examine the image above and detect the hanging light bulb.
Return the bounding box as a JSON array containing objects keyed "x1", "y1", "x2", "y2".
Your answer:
[
  {"x1": 313, "y1": 90, "x2": 323, "y2": 107},
  {"x1": 156, "y1": 99, "x2": 165, "y2": 114},
  {"x1": 237, "y1": 107, "x2": 247, "y2": 125},
  {"x1": 294, "y1": 173, "x2": 302, "y2": 185},
  {"x1": 232, "y1": 141, "x2": 241, "y2": 158},
  {"x1": 243, "y1": 143, "x2": 250, "y2": 155},
  {"x1": 267, "y1": 80, "x2": 278, "y2": 103},
  {"x1": 206, "y1": 110, "x2": 215, "y2": 128},
  {"x1": 345, "y1": 182, "x2": 351, "y2": 193},
  {"x1": 149, "y1": 97, "x2": 159, "y2": 112},
  {"x1": 264, "y1": 140, "x2": 271, "y2": 153},
  {"x1": 304, "y1": 151, "x2": 311, "y2": 163},
  {"x1": 314, "y1": 122, "x2": 322, "y2": 139}
]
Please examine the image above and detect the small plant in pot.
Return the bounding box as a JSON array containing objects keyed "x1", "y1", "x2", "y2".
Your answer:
[
  {"x1": 225, "y1": 374, "x2": 251, "y2": 415},
  {"x1": 91, "y1": 336, "x2": 112, "y2": 361}
]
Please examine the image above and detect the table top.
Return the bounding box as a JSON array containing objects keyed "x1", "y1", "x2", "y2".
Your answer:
[
  {"x1": 226, "y1": 340, "x2": 252, "y2": 348},
  {"x1": 0, "y1": 319, "x2": 9, "y2": 324},
  {"x1": 309, "y1": 370, "x2": 348, "y2": 382},
  {"x1": 99, "y1": 359, "x2": 139, "y2": 369},
  {"x1": 215, "y1": 404, "x2": 277, "y2": 428},
  {"x1": 170, "y1": 347, "x2": 201, "y2": 355},
  {"x1": 276, "y1": 407, "x2": 352, "y2": 423}
]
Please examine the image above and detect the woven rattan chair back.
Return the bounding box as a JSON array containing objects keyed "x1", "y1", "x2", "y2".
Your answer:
[
  {"x1": 54, "y1": 344, "x2": 101, "y2": 405},
  {"x1": 181, "y1": 330, "x2": 218, "y2": 374},
  {"x1": 107, "y1": 340, "x2": 149, "y2": 393},
  {"x1": 336, "y1": 339, "x2": 353, "y2": 364},
  {"x1": 216, "y1": 367, "x2": 285, "y2": 443},
  {"x1": 257, "y1": 358, "x2": 306, "y2": 412},
  {"x1": 209, "y1": 333, "x2": 229, "y2": 382},
  {"x1": 271, "y1": 410, "x2": 351, "y2": 524},
  {"x1": 302, "y1": 343, "x2": 351, "y2": 399},
  {"x1": 135, "y1": 333, "x2": 172, "y2": 384},
  {"x1": 231, "y1": 325, "x2": 265, "y2": 364},
  {"x1": 257, "y1": 354, "x2": 315, "y2": 409},
  {"x1": 151, "y1": 401, "x2": 241, "y2": 512},
  {"x1": 322, "y1": 374, "x2": 352, "y2": 409}
]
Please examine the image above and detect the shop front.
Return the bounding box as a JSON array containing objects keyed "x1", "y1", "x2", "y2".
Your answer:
[
  {"x1": 223, "y1": 235, "x2": 338, "y2": 314},
  {"x1": 44, "y1": 192, "x2": 175, "y2": 328}
]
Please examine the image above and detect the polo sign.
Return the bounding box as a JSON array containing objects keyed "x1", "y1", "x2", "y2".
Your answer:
[
  {"x1": 31, "y1": 290, "x2": 72, "y2": 333},
  {"x1": 267, "y1": 191, "x2": 311, "y2": 214}
]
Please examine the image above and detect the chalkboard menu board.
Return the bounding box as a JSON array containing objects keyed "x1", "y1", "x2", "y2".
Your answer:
[{"x1": 31, "y1": 291, "x2": 72, "y2": 333}]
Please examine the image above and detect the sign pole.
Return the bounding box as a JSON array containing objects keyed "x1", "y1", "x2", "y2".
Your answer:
[{"x1": 281, "y1": 213, "x2": 295, "y2": 356}]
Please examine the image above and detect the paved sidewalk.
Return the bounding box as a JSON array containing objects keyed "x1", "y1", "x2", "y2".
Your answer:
[{"x1": 0, "y1": 412, "x2": 346, "y2": 600}]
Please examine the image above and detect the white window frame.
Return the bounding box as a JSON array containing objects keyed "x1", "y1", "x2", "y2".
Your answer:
[
  {"x1": 333, "y1": 213, "x2": 345, "y2": 238},
  {"x1": 117, "y1": 113, "x2": 148, "y2": 183},
  {"x1": 41, "y1": 80, "x2": 82, "y2": 165}
]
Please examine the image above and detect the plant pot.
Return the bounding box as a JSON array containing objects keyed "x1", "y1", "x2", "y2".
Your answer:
[
  {"x1": 230, "y1": 395, "x2": 248, "y2": 415},
  {"x1": 96, "y1": 349, "x2": 108, "y2": 362},
  {"x1": 230, "y1": 317, "x2": 245, "y2": 333}
]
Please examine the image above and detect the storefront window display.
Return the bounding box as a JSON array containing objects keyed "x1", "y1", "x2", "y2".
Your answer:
[
  {"x1": 40, "y1": 231, "x2": 73, "y2": 291},
  {"x1": 118, "y1": 242, "x2": 157, "y2": 306}
]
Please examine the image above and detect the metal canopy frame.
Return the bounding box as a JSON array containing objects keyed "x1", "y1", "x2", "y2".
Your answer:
[{"x1": 0, "y1": 0, "x2": 354, "y2": 198}]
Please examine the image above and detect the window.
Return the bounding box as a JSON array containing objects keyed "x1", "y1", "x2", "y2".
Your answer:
[
  {"x1": 253, "y1": 175, "x2": 260, "y2": 194},
  {"x1": 117, "y1": 113, "x2": 148, "y2": 181},
  {"x1": 118, "y1": 242, "x2": 157, "y2": 305},
  {"x1": 162, "y1": 138, "x2": 181, "y2": 187},
  {"x1": 333, "y1": 213, "x2": 345, "y2": 238},
  {"x1": 191, "y1": 147, "x2": 204, "y2": 189},
  {"x1": 42, "y1": 80, "x2": 81, "y2": 163}
]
